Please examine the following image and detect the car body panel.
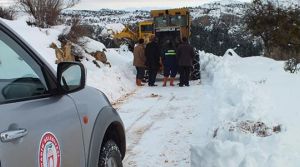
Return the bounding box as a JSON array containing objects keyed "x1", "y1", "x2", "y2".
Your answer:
[
  {"x1": 68, "y1": 87, "x2": 109, "y2": 160},
  {"x1": 0, "y1": 96, "x2": 85, "y2": 166},
  {"x1": 68, "y1": 87, "x2": 126, "y2": 166}
]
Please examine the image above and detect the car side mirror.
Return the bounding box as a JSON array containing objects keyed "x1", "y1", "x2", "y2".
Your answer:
[{"x1": 57, "y1": 62, "x2": 86, "y2": 93}]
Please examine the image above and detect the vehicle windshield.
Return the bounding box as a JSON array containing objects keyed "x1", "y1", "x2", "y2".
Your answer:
[
  {"x1": 170, "y1": 15, "x2": 187, "y2": 26},
  {"x1": 154, "y1": 15, "x2": 188, "y2": 27},
  {"x1": 154, "y1": 16, "x2": 168, "y2": 27},
  {"x1": 141, "y1": 24, "x2": 153, "y2": 32}
]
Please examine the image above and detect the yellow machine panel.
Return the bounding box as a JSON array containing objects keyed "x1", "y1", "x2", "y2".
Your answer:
[
  {"x1": 138, "y1": 21, "x2": 154, "y2": 44},
  {"x1": 151, "y1": 8, "x2": 191, "y2": 43},
  {"x1": 151, "y1": 8, "x2": 190, "y2": 17},
  {"x1": 113, "y1": 26, "x2": 138, "y2": 41}
]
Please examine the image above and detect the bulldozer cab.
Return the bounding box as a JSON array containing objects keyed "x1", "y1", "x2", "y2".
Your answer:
[
  {"x1": 138, "y1": 21, "x2": 154, "y2": 44},
  {"x1": 151, "y1": 8, "x2": 191, "y2": 47}
]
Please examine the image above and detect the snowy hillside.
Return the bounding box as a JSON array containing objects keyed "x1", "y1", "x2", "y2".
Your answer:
[
  {"x1": 1, "y1": 18, "x2": 135, "y2": 102},
  {"x1": 59, "y1": 1, "x2": 249, "y2": 28},
  {"x1": 190, "y1": 1, "x2": 248, "y2": 18},
  {"x1": 61, "y1": 1, "x2": 248, "y2": 26},
  {"x1": 61, "y1": 9, "x2": 150, "y2": 26}
]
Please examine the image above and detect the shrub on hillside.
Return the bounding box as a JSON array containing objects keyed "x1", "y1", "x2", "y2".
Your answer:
[
  {"x1": 59, "y1": 17, "x2": 92, "y2": 45},
  {"x1": 56, "y1": 17, "x2": 92, "y2": 62},
  {"x1": 284, "y1": 58, "x2": 300, "y2": 73},
  {"x1": 0, "y1": 7, "x2": 15, "y2": 20},
  {"x1": 18, "y1": 0, "x2": 80, "y2": 28}
]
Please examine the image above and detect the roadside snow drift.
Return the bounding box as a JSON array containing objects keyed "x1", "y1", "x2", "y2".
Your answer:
[{"x1": 192, "y1": 51, "x2": 300, "y2": 167}]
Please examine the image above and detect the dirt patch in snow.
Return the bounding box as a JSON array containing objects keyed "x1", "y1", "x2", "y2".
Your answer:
[
  {"x1": 214, "y1": 121, "x2": 282, "y2": 138},
  {"x1": 112, "y1": 89, "x2": 137, "y2": 109},
  {"x1": 146, "y1": 93, "x2": 162, "y2": 98}
]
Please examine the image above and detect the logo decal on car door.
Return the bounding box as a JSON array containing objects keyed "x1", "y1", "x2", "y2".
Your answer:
[{"x1": 39, "y1": 132, "x2": 61, "y2": 167}]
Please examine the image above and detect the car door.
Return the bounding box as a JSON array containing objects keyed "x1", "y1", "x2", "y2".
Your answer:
[{"x1": 0, "y1": 27, "x2": 85, "y2": 166}]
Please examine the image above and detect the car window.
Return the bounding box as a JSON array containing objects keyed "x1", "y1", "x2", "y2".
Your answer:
[{"x1": 0, "y1": 30, "x2": 49, "y2": 103}]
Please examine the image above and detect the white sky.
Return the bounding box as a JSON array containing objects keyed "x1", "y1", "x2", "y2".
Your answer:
[
  {"x1": 73, "y1": 0, "x2": 251, "y2": 10},
  {"x1": 0, "y1": 0, "x2": 251, "y2": 10}
]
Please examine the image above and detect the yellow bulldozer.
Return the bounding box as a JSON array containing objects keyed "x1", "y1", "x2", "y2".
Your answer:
[
  {"x1": 113, "y1": 8, "x2": 200, "y2": 80},
  {"x1": 113, "y1": 8, "x2": 191, "y2": 47}
]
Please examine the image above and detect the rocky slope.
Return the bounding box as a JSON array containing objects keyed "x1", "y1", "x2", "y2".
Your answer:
[{"x1": 60, "y1": 1, "x2": 262, "y2": 56}]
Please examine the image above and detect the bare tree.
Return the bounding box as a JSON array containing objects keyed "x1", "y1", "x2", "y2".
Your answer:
[
  {"x1": 18, "y1": 0, "x2": 80, "y2": 27},
  {"x1": 0, "y1": 6, "x2": 16, "y2": 20}
]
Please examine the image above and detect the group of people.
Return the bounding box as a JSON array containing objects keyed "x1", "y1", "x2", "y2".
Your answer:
[{"x1": 133, "y1": 35, "x2": 195, "y2": 87}]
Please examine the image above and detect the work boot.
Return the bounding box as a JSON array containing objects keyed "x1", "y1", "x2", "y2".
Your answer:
[
  {"x1": 170, "y1": 78, "x2": 175, "y2": 86},
  {"x1": 142, "y1": 79, "x2": 147, "y2": 83},
  {"x1": 137, "y1": 79, "x2": 144, "y2": 86},
  {"x1": 162, "y1": 77, "x2": 168, "y2": 87}
]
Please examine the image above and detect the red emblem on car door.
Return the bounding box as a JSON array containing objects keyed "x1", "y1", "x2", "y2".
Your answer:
[{"x1": 39, "y1": 132, "x2": 61, "y2": 167}]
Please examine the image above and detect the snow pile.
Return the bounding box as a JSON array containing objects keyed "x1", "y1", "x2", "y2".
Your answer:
[
  {"x1": 101, "y1": 23, "x2": 125, "y2": 37},
  {"x1": 80, "y1": 37, "x2": 106, "y2": 52},
  {"x1": 2, "y1": 18, "x2": 135, "y2": 102},
  {"x1": 191, "y1": 51, "x2": 300, "y2": 167},
  {"x1": 202, "y1": 51, "x2": 270, "y2": 122}
]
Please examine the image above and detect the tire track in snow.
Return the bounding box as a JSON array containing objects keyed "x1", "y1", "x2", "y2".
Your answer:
[
  {"x1": 112, "y1": 89, "x2": 138, "y2": 109},
  {"x1": 124, "y1": 122, "x2": 154, "y2": 166},
  {"x1": 125, "y1": 107, "x2": 153, "y2": 133},
  {"x1": 117, "y1": 83, "x2": 203, "y2": 167},
  {"x1": 119, "y1": 93, "x2": 169, "y2": 166}
]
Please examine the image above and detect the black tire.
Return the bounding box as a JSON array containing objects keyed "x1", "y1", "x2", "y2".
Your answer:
[{"x1": 99, "y1": 140, "x2": 123, "y2": 167}]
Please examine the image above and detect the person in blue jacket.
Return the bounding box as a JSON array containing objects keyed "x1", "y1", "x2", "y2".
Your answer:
[{"x1": 162, "y1": 40, "x2": 178, "y2": 86}]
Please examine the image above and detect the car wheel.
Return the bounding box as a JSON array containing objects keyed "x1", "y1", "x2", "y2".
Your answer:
[{"x1": 99, "y1": 140, "x2": 123, "y2": 167}]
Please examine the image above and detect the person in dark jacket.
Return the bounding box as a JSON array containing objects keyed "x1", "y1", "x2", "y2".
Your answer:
[
  {"x1": 162, "y1": 40, "x2": 177, "y2": 86},
  {"x1": 133, "y1": 38, "x2": 146, "y2": 86},
  {"x1": 145, "y1": 36, "x2": 161, "y2": 86},
  {"x1": 176, "y1": 37, "x2": 195, "y2": 87}
]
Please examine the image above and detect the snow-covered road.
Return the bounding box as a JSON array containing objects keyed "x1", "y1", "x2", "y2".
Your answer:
[
  {"x1": 117, "y1": 80, "x2": 208, "y2": 167},
  {"x1": 116, "y1": 52, "x2": 300, "y2": 167}
]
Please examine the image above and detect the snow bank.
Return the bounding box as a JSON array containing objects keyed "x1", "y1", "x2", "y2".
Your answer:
[
  {"x1": 192, "y1": 51, "x2": 300, "y2": 167},
  {"x1": 202, "y1": 51, "x2": 270, "y2": 122},
  {"x1": 2, "y1": 18, "x2": 135, "y2": 102},
  {"x1": 83, "y1": 48, "x2": 135, "y2": 101},
  {"x1": 80, "y1": 37, "x2": 106, "y2": 53},
  {"x1": 101, "y1": 23, "x2": 125, "y2": 37}
]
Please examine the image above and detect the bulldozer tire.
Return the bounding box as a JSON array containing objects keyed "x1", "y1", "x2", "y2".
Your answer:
[{"x1": 191, "y1": 49, "x2": 201, "y2": 80}]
